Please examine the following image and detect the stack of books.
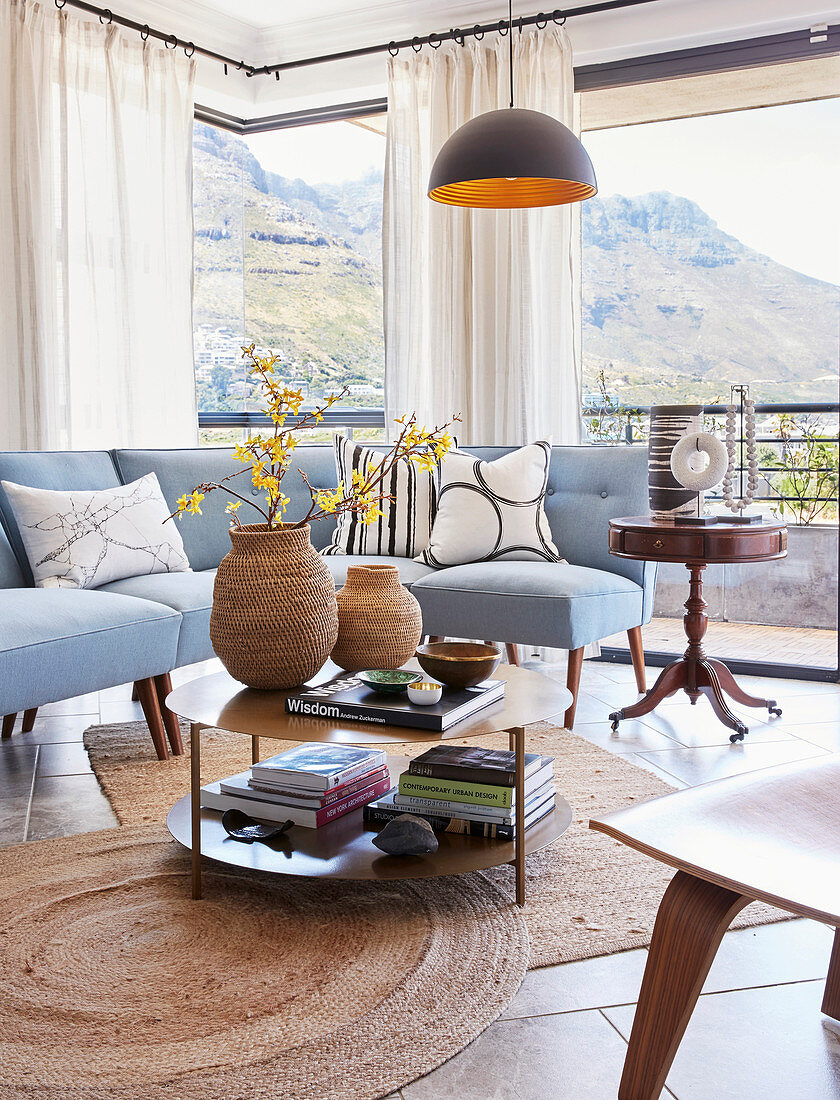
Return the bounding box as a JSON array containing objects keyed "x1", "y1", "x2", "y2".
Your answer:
[
  {"x1": 200, "y1": 743, "x2": 392, "y2": 828},
  {"x1": 363, "y1": 744, "x2": 555, "y2": 839}
]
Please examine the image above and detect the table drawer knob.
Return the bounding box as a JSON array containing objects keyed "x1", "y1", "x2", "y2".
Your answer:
[{"x1": 653, "y1": 538, "x2": 664, "y2": 549}]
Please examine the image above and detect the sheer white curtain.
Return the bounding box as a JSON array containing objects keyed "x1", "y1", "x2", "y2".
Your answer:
[
  {"x1": 0, "y1": 0, "x2": 197, "y2": 450},
  {"x1": 384, "y1": 28, "x2": 582, "y2": 446}
]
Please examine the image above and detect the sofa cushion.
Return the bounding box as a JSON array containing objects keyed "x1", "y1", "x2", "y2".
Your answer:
[
  {"x1": 0, "y1": 451, "x2": 121, "y2": 585},
  {"x1": 420, "y1": 441, "x2": 561, "y2": 567},
  {"x1": 99, "y1": 570, "x2": 217, "y2": 668},
  {"x1": 323, "y1": 435, "x2": 439, "y2": 559},
  {"x1": 323, "y1": 555, "x2": 436, "y2": 590},
  {"x1": 411, "y1": 561, "x2": 645, "y2": 651},
  {"x1": 0, "y1": 589, "x2": 181, "y2": 715},
  {"x1": 2, "y1": 474, "x2": 191, "y2": 590}
]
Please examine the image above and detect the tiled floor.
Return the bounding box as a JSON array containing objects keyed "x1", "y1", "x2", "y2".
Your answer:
[{"x1": 2, "y1": 655, "x2": 839, "y2": 1099}]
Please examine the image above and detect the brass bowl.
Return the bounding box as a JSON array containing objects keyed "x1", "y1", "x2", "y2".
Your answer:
[{"x1": 414, "y1": 642, "x2": 502, "y2": 689}]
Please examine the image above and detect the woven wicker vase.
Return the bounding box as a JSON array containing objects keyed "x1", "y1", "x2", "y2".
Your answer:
[
  {"x1": 209, "y1": 523, "x2": 338, "y2": 690},
  {"x1": 332, "y1": 564, "x2": 423, "y2": 672}
]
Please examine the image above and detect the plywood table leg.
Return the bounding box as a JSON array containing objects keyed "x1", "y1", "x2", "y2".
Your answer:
[
  {"x1": 618, "y1": 871, "x2": 750, "y2": 1100},
  {"x1": 822, "y1": 927, "x2": 840, "y2": 1021},
  {"x1": 190, "y1": 722, "x2": 203, "y2": 900},
  {"x1": 251, "y1": 735, "x2": 260, "y2": 765}
]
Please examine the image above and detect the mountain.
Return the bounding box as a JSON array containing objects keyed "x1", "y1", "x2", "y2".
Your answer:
[
  {"x1": 582, "y1": 191, "x2": 839, "y2": 403},
  {"x1": 192, "y1": 124, "x2": 384, "y2": 411},
  {"x1": 192, "y1": 124, "x2": 839, "y2": 411}
]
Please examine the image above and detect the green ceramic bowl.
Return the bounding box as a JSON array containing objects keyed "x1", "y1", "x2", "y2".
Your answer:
[{"x1": 356, "y1": 669, "x2": 423, "y2": 695}]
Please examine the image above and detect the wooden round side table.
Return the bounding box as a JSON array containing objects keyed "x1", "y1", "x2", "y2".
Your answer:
[{"x1": 607, "y1": 516, "x2": 787, "y2": 742}]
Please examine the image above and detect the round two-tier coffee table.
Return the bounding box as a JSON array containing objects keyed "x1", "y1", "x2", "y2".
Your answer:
[{"x1": 166, "y1": 660, "x2": 572, "y2": 907}]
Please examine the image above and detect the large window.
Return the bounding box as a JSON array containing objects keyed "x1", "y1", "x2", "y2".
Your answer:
[
  {"x1": 580, "y1": 68, "x2": 839, "y2": 675},
  {"x1": 580, "y1": 96, "x2": 840, "y2": 408},
  {"x1": 192, "y1": 115, "x2": 385, "y2": 438}
]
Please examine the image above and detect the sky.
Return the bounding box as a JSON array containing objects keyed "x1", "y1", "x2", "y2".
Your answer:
[
  {"x1": 584, "y1": 97, "x2": 840, "y2": 286},
  {"x1": 245, "y1": 97, "x2": 840, "y2": 286}
]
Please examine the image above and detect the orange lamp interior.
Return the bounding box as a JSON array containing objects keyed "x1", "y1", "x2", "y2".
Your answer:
[{"x1": 428, "y1": 176, "x2": 597, "y2": 208}]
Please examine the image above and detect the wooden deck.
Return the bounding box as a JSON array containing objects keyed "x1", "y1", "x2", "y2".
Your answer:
[{"x1": 604, "y1": 618, "x2": 837, "y2": 670}]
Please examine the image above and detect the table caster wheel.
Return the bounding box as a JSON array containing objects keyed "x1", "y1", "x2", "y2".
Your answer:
[
  {"x1": 609, "y1": 712, "x2": 621, "y2": 734},
  {"x1": 768, "y1": 702, "x2": 782, "y2": 718},
  {"x1": 729, "y1": 731, "x2": 744, "y2": 743}
]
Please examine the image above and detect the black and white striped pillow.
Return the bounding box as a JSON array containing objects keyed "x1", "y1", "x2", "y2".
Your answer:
[{"x1": 321, "y1": 435, "x2": 438, "y2": 558}]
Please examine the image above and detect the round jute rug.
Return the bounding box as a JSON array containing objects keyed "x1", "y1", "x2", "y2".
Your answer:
[
  {"x1": 0, "y1": 826, "x2": 527, "y2": 1100},
  {"x1": 84, "y1": 721, "x2": 786, "y2": 968}
]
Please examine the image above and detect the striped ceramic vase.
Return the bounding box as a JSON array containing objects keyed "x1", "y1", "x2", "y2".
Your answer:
[{"x1": 647, "y1": 405, "x2": 703, "y2": 520}]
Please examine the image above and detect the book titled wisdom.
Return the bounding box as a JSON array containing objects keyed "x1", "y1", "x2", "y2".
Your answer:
[{"x1": 285, "y1": 674, "x2": 506, "y2": 732}]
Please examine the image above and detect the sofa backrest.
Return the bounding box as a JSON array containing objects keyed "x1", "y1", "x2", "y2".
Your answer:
[
  {"x1": 113, "y1": 447, "x2": 340, "y2": 571},
  {"x1": 116, "y1": 442, "x2": 649, "y2": 585},
  {"x1": 0, "y1": 523, "x2": 25, "y2": 589},
  {"x1": 0, "y1": 450, "x2": 122, "y2": 586}
]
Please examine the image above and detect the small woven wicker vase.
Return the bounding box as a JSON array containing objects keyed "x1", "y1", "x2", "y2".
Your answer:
[
  {"x1": 210, "y1": 523, "x2": 338, "y2": 690},
  {"x1": 332, "y1": 564, "x2": 423, "y2": 672}
]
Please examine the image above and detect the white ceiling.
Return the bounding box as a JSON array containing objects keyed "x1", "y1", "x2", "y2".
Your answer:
[{"x1": 102, "y1": 0, "x2": 840, "y2": 114}]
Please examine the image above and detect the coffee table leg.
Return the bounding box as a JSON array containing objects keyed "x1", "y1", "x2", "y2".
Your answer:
[
  {"x1": 190, "y1": 721, "x2": 202, "y2": 900},
  {"x1": 251, "y1": 735, "x2": 260, "y2": 764},
  {"x1": 512, "y1": 725, "x2": 526, "y2": 907}
]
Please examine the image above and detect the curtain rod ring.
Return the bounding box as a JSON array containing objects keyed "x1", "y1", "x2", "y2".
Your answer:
[
  {"x1": 184, "y1": 41, "x2": 195, "y2": 58},
  {"x1": 165, "y1": 33, "x2": 178, "y2": 49},
  {"x1": 473, "y1": 25, "x2": 484, "y2": 41},
  {"x1": 552, "y1": 9, "x2": 567, "y2": 25},
  {"x1": 140, "y1": 24, "x2": 150, "y2": 40},
  {"x1": 498, "y1": 19, "x2": 509, "y2": 36},
  {"x1": 55, "y1": 0, "x2": 67, "y2": 9},
  {"x1": 411, "y1": 36, "x2": 422, "y2": 52},
  {"x1": 99, "y1": 8, "x2": 112, "y2": 24},
  {"x1": 235, "y1": 59, "x2": 244, "y2": 70},
  {"x1": 388, "y1": 41, "x2": 399, "y2": 57},
  {"x1": 536, "y1": 13, "x2": 548, "y2": 29},
  {"x1": 428, "y1": 31, "x2": 441, "y2": 48},
  {"x1": 452, "y1": 27, "x2": 465, "y2": 46}
]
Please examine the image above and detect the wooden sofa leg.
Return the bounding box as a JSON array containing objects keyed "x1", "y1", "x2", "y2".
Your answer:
[
  {"x1": 822, "y1": 928, "x2": 840, "y2": 1021},
  {"x1": 628, "y1": 626, "x2": 647, "y2": 694},
  {"x1": 2, "y1": 714, "x2": 16, "y2": 739},
  {"x1": 564, "y1": 647, "x2": 583, "y2": 729},
  {"x1": 131, "y1": 684, "x2": 140, "y2": 702},
  {"x1": 22, "y1": 708, "x2": 38, "y2": 733},
  {"x1": 134, "y1": 678, "x2": 169, "y2": 761},
  {"x1": 504, "y1": 643, "x2": 520, "y2": 667},
  {"x1": 618, "y1": 871, "x2": 751, "y2": 1100},
  {"x1": 154, "y1": 673, "x2": 184, "y2": 756}
]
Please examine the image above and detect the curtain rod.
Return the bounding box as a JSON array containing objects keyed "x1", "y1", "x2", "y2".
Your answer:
[
  {"x1": 248, "y1": 0, "x2": 663, "y2": 77},
  {"x1": 54, "y1": 0, "x2": 255, "y2": 74},
  {"x1": 54, "y1": 0, "x2": 662, "y2": 80}
]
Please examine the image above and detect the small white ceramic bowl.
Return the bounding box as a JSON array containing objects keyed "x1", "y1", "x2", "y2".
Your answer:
[{"x1": 407, "y1": 681, "x2": 443, "y2": 705}]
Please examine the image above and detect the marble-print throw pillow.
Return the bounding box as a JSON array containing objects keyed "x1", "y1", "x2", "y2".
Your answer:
[
  {"x1": 419, "y1": 440, "x2": 563, "y2": 568},
  {"x1": 1, "y1": 473, "x2": 191, "y2": 589}
]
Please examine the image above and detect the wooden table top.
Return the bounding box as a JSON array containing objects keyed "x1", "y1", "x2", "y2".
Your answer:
[
  {"x1": 166, "y1": 660, "x2": 572, "y2": 746},
  {"x1": 609, "y1": 514, "x2": 787, "y2": 565},
  {"x1": 591, "y1": 754, "x2": 840, "y2": 926}
]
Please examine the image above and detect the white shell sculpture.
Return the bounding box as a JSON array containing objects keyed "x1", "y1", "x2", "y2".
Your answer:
[{"x1": 670, "y1": 432, "x2": 729, "y2": 492}]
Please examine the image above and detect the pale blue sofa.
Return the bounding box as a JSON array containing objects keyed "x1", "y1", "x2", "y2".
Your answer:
[{"x1": 0, "y1": 445, "x2": 654, "y2": 754}]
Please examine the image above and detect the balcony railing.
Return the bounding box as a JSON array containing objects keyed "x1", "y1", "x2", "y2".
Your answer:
[{"x1": 582, "y1": 401, "x2": 840, "y2": 523}]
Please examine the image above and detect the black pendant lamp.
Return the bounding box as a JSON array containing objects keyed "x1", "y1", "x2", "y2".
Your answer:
[{"x1": 427, "y1": 2, "x2": 597, "y2": 209}]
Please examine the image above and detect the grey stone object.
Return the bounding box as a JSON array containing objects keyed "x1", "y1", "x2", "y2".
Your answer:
[{"x1": 372, "y1": 814, "x2": 439, "y2": 856}]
